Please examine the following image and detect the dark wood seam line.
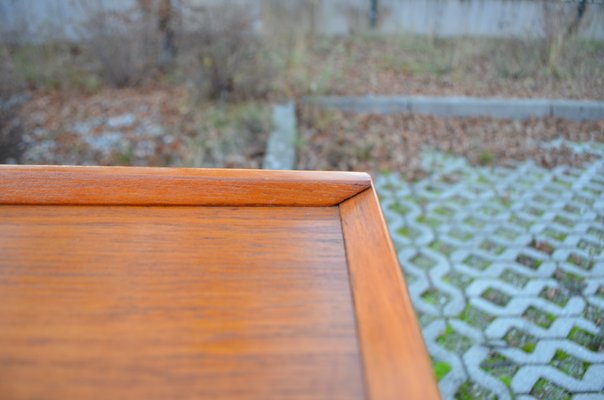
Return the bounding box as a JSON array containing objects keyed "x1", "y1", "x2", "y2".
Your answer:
[
  {"x1": 335, "y1": 183, "x2": 372, "y2": 206},
  {"x1": 0, "y1": 203, "x2": 347, "y2": 207}
]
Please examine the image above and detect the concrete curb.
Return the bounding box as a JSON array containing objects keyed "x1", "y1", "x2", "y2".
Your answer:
[
  {"x1": 262, "y1": 102, "x2": 297, "y2": 170},
  {"x1": 302, "y1": 96, "x2": 604, "y2": 121}
]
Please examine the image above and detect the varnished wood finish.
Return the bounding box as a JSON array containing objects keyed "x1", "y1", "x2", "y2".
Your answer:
[
  {"x1": 0, "y1": 165, "x2": 370, "y2": 206},
  {"x1": 0, "y1": 206, "x2": 365, "y2": 400},
  {"x1": 0, "y1": 166, "x2": 440, "y2": 400},
  {"x1": 340, "y1": 187, "x2": 441, "y2": 400}
]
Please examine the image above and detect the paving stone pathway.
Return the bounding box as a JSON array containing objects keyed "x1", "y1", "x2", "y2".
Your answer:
[{"x1": 375, "y1": 142, "x2": 604, "y2": 400}]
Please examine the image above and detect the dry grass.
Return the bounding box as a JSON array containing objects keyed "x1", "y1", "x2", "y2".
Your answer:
[
  {"x1": 80, "y1": 4, "x2": 162, "y2": 87},
  {"x1": 177, "y1": 3, "x2": 273, "y2": 101},
  {"x1": 281, "y1": 35, "x2": 604, "y2": 100}
]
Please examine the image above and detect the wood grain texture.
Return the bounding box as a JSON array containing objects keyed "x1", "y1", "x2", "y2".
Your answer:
[
  {"x1": 340, "y1": 187, "x2": 441, "y2": 400},
  {"x1": 0, "y1": 165, "x2": 370, "y2": 206},
  {"x1": 0, "y1": 205, "x2": 365, "y2": 400}
]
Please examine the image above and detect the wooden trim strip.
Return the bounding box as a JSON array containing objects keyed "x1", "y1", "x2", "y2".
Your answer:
[
  {"x1": 0, "y1": 165, "x2": 371, "y2": 206},
  {"x1": 340, "y1": 187, "x2": 440, "y2": 400}
]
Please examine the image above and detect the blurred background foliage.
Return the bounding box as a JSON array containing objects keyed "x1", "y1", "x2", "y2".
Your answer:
[{"x1": 0, "y1": 0, "x2": 602, "y2": 168}]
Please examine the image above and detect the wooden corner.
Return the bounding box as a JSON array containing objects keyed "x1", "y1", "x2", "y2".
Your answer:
[
  {"x1": 0, "y1": 165, "x2": 371, "y2": 207},
  {"x1": 339, "y1": 185, "x2": 441, "y2": 400}
]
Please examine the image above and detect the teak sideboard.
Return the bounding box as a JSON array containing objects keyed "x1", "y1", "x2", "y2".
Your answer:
[{"x1": 0, "y1": 165, "x2": 440, "y2": 400}]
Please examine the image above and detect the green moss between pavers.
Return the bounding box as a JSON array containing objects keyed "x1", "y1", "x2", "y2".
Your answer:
[
  {"x1": 563, "y1": 204, "x2": 580, "y2": 215},
  {"x1": 542, "y1": 227, "x2": 567, "y2": 242},
  {"x1": 463, "y1": 216, "x2": 484, "y2": 228},
  {"x1": 539, "y1": 287, "x2": 570, "y2": 307},
  {"x1": 421, "y1": 288, "x2": 449, "y2": 306},
  {"x1": 480, "y1": 352, "x2": 518, "y2": 387},
  {"x1": 477, "y1": 172, "x2": 493, "y2": 183},
  {"x1": 525, "y1": 206, "x2": 546, "y2": 217},
  {"x1": 494, "y1": 227, "x2": 518, "y2": 241},
  {"x1": 478, "y1": 150, "x2": 495, "y2": 167},
  {"x1": 500, "y1": 269, "x2": 529, "y2": 288},
  {"x1": 447, "y1": 194, "x2": 471, "y2": 207},
  {"x1": 587, "y1": 226, "x2": 604, "y2": 241},
  {"x1": 429, "y1": 240, "x2": 455, "y2": 257},
  {"x1": 396, "y1": 226, "x2": 420, "y2": 239},
  {"x1": 480, "y1": 240, "x2": 505, "y2": 255},
  {"x1": 433, "y1": 205, "x2": 454, "y2": 217},
  {"x1": 419, "y1": 314, "x2": 437, "y2": 328},
  {"x1": 516, "y1": 254, "x2": 542, "y2": 270},
  {"x1": 553, "y1": 176, "x2": 573, "y2": 188},
  {"x1": 410, "y1": 253, "x2": 437, "y2": 270},
  {"x1": 437, "y1": 324, "x2": 473, "y2": 353},
  {"x1": 568, "y1": 326, "x2": 604, "y2": 352},
  {"x1": 481, "y1": 288, "x2": 511, "y2": 306},
  {"x1": 543, "y1": 185, "x2": 563, "y2": 196},
  {"x1": 500, "y1": 375, "x2": 513, "y2": 389},
  {"x1": 497, "y1": 196, "x2": 512, "y2": 209},
  {"x1": 530, "y1": 378, "x2": 571, "y2": 400},
  {"x1": 509, "y1": 214, "x2": 533, "y2": 229},
  {"x1": 463, "y1": 254, "x2": 492, "y2": 270},
  {"x1": 447, "y1": 228, "x2": 474, "y2": 242},
  {"x1": 554, "y1": 215, "x2": 575, "y2": 228},
  {"x1": 454, "y1": 381, "x2": 497, "y2": 400},
  {"x1": 577, "y1": 239, "x2": 602, "y2": 257},
  {"x1": 443, "y1": 271, "x2": 474, "y2": 289},
  {"x1": 532, "y1": 194, "x2": 554, "y2": 206},
  {"x1": 550, "y1": 350, "x2": 590, "y2": 379},
  {"x1": 590, "y1": 177, "x2": 604, "y2": 186},
  {"x1": 522, "y1": 306, "x2": 556, "y2": 328},
  {"x1": 572, "y1": 194, "x2": 594, "y2": 206},
  {"x1": 478, "y1": 205, "x2": 500, "y2": 217},
  {"x1": 433, "y1": 361, "x2": 452, "y2": 381},
  {"x1": 460, "y1": 305, "x2": 495, "y2": 330},
  {"x1": 413, "y1": 196, "x2": 429, "y2": 207},
  {"x1": 416, "y1": 215, "x2": 441, "y2": 229},
  {"x1": 424, "y1": 184, "x2": 443, "y2": 195},
  {"x1": 389, "y1": 202, "x2": 410, "y2": 216},
  {"x1": 504, "y1": 327, "x2": 538, "y2": 353},
  {"x1": 381, "y1": 183, "x2": 399, "y2": 192},
  {"x1": 554, "y1": 268, "x2": 586, "y2": 294}
]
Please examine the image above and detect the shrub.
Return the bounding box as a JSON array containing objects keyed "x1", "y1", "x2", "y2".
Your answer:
[
  {"x1": 178, "y1": 3, "x2": 272, "y2": 101},
  {"x1": 80, "y1": 2, "x2": 162, "y2": 87}
]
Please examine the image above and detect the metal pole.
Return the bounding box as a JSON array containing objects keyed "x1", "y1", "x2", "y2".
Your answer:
[{"x1": 370, "y1": 0, "x2": 378, "y2": 29}]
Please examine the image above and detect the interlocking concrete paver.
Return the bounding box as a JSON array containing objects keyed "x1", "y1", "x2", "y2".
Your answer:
[{"x1": 377, "y1": 144, "x2": 604, "y2": 399}]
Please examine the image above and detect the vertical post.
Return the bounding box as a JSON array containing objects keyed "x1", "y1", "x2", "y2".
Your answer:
[{"x1": 369, "y1": 0, "x2": 378, "y2": 29}]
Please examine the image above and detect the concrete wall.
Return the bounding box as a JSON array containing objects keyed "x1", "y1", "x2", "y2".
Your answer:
[
  {"x1": 0, "y1": 0, "x2": 134, "y2": 42},
  {"x1": 1, "y1": 0, "x2": 603, "y2": 42}
]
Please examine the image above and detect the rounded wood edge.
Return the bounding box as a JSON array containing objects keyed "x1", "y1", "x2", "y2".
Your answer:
[
  {"x1": 0, "y1": 164, "x2": 370, "y2": 178},
  {"x1": 339, "y1": 186, "x2": 441, "y2": 400},
  {"x1": 0, "y1": 165, "x2": 371, "y2": 207}
]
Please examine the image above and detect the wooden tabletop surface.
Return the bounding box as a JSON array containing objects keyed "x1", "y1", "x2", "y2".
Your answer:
[
  {"x1": 0, "y1": 205, "x2": 364, "y2": 399},
  {"x1": 0, "y1": 166, "x2": 440, "y2": 400}
]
